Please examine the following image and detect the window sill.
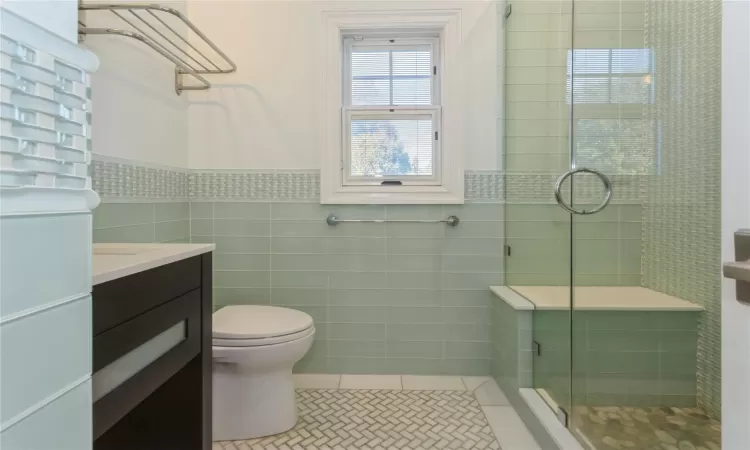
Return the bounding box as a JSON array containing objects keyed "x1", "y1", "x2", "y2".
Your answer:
[{"x1": 320, "y1": 185, "x2": 464, "y2": 205}]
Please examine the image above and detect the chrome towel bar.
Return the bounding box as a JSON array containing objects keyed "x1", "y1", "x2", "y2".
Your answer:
[{"x1": 326, "y1": 214, "x2": 460, "y2": 227}]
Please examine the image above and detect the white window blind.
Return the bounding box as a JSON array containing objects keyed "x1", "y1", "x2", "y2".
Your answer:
[
  {"x1": 343, "y1": 37, "x2": 441, "y2": 185},
  {"x1": 351, "y1": 46, "x2": 433, "y2": 106}
]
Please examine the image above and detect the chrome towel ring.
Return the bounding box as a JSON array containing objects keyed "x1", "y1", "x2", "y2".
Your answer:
[{"x1": 554, "y1": 167, "x2": 613, "y2": 215}]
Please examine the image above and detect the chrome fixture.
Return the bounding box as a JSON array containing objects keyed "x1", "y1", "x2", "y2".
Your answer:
[
  {"x1": 326, "y1": 214, "x2": 460, "y2": 227},
  {"x1": 78, "y1": 3, "x2": 236, "y2": 95},
  {"x1": 554, "y1": 167, "x2": 613, "y2": 215}
]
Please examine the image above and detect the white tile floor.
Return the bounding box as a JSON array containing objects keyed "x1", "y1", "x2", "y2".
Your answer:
[{"x1": 291, "y1": 374, "x2": 542, "y2": 450}]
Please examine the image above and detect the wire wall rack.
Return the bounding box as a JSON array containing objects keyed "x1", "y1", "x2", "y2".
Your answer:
[{"x1": 78, "y1": 3, "x2": 236, "y2": 95}]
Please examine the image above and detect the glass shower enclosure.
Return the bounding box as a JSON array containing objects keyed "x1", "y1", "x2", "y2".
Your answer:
[{"x1": 503, "y1": 0, "x2": 722, "y2": 448}]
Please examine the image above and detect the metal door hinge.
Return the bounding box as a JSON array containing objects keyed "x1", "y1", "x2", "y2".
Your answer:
[
  {"x1": 505, "y1": 4, "x2": 512, "y2": 18},
  {"x1": 532, "y1": 341, "x2": 541, "y2": 356},
  {"x1": 557, "y1": 407, "x2": 569, "y2": 427},
  {"x1": 506, "y1": 245, "x2": 512, "y2": 257}
]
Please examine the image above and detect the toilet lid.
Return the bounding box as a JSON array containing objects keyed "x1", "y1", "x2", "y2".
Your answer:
[{"x1": 212, "y1": 305, "x2": 314, "y2": 340}]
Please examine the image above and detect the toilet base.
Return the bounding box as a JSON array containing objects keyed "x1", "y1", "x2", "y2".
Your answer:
[{"x1": 212, "y1": 363, "x2": 298, "y2": 441}]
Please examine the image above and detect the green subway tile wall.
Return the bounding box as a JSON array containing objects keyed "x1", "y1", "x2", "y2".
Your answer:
[
  {"x1": 93, "y1": 202, "x2": 191, "y2": 244},
  {"x1": 192, "y1": 202, "x2": 504, "y2": 375},
  {"x1": 505, "y1": 204, "x2": 642, "y2": 286},
  {"x1": 490, "y1": 295, "x2": 533, "y2": 393},
  {"x1": 503, "y1": 0, "x2": 649, "y2": 288},
  {"x1": 534, "y1": 310, "x2": 700, "y2": 408}
]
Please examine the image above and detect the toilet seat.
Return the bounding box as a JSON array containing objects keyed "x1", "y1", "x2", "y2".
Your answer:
[{"x1": 212, "y1": 305, "x2": 314, "y2": 347}]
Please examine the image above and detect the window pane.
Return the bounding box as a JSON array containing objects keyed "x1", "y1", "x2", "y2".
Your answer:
[
  {"x1": 575, "y1": 118, "x2": 656, "y2": 174},
  {"x1": 611, "y1": 49, "x2": 652, "y2": 73},
  {"x1": 393, "y1": 78, "x2": 431, "y2": 105},
  {"x1": 611, "y1": 76, "x2": 652, "y2": 103},
  {"x1": 392, "y1": 50, "x2": 432, "y2": 105},
  {"x1": 567, "y1": 77, "x2": 610, "y2": 103},
  {"x1": 568, "y1": 49, "x2": 610, "y2": 75},
  {"x1": 566, "y1": 48, "x2": 654, "y2": 104},
  {"x1": 352, "y1": 50, "x2": 391, "y2": 105},
  {"x1": 350, "y1": 118, "x2": 433, "y2": 177},
  {"x1": 350, "y1": 46, "x2": 432, "y2": 106},
  {"x1": 352, "y1": 79, "x2": 391, "y2": 105}
]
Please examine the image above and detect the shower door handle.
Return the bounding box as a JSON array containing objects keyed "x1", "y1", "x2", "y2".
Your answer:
[{"x1": 554, "y1": 168, "x2": 612, "y2": 215}]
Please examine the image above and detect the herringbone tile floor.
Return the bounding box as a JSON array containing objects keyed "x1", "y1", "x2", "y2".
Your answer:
[{"x1": 215, "y1": 389, "x2": 502, "y2": 450}]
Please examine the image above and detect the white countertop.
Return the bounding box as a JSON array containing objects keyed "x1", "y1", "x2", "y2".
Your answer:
[
  {"x1": 92, "y1": 243, "x2": 215, "y2": 285},
  {"x1": 490, "y1": 285, "x2": 704, "y2": 312}
]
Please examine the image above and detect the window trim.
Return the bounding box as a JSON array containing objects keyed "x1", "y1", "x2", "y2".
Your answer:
[{"x1": 320, "y1": 9, "x2": 464, "y2": 205}]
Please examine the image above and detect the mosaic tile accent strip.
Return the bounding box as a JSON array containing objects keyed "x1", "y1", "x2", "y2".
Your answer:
[
  {"x1": 641, "y1": 0, "x2": 722, "y2": 419},
  {"x1": 93, "y1": 163, "x2": 507, "y2": 202},
  {"x1": 0, "y1": 34, "x2": 91, "y2": 190},
  {"x1": 91, "y1": 159, "x2": 188, "y2": 200},
  {"x1": 504, "y1": 174, "x2": 648, "y2": 205},
  {"x1": 465, "y1": 171, "x2": 504, "y2": 203},
  {"x1": 573, "y1": 405, "x2": 721, "y2": 450},
  {"x1": 216, "y1": 389, "x2": 500, "y2": 450},
  {"x1": 189, "y1": 171, "x2": 320, "y2": 201}
]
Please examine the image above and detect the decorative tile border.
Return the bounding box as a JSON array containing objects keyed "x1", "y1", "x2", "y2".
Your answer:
[
  {"x1": 91, "y1": 159, "x2": 188, "y2": 200},
  {"x1": 92, "y1": 159, "x2": 508, "y2": 203},
  {"x1": 91, "y1": 160, "x2": 654, "y2": 205},
  {"x1": 189, "y1": 170, "x2": 320, "y2": 201},
  {"x1": 504, "y1": 173, "x2": 648, "y2": 204},
  {"x1": 465, "y1": 171, "x2": 504, "y2": 203}
]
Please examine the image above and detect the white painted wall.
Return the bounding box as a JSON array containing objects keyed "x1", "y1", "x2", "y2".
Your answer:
[
  {"x1": 0, "y1": 0, "x2": 77, "y2": 42},
  {"x1": 186, "y1": 0, "x2": 498, "y2": 171},
  {"x1": 83, "y1": 1, "x2": 190, "y2": 168},
  {"x1": 721, "y1": 0, "x2": 750, "y2": 446}
]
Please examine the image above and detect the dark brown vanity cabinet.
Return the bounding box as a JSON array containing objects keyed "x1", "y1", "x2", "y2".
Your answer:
[{"x1": 92, "y1": 253, "x2": 212, "y2": 450}]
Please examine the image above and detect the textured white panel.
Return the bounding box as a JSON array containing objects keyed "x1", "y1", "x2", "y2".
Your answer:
[
  {"x1": 0, "y1": 213, "x2": 91, "y2": 319},
  {"x1": 0, "y1": 295, "x2": 91, "y2": 428},
  {"x1": 0, "y1": 379, "x2": 92, "y2": 450},
  {"x1": 0, "y1": 14, "x2": 98, "y2": 215}
]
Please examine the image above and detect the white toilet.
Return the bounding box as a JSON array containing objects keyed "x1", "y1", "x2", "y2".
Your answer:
[{"x1": 211, "y1": 305, "x2": 315, "y2": 441}]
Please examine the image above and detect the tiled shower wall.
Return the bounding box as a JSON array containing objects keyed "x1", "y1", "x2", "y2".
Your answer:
[
  {"x1": 503, "y1": 0, "x2": 649, "y2": 286},
  {"x1": 92, "y1": 160, "x2": 505, "y2": 375},
  {"x1": 640, "y1": 0, "x2": 722, "y2": 418}
]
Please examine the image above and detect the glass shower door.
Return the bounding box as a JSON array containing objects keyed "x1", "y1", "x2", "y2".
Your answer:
[{"x1": 561, "y1": 0, "x2": 660, "y2": 447}]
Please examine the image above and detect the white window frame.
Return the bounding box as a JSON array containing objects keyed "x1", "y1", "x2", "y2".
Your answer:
[
  {"x1": 321, "y1": 10, "x2": 464, "y2": 204},
  {"x1": 343, "y1": 37, "x2": 441, "y2": 186}
]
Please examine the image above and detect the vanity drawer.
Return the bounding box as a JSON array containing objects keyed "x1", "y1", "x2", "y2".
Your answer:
[
  {"x1": 92, "y1": 289, "x2": 201, "y2": 439},
  {"x1": 92, "y1": 255, "x2": 201, "y2": 336}
]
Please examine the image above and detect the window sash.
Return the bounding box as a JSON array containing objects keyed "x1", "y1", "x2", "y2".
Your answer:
[
  {"x1": 343, "y1": 38, "x2": 439, "y2": 107},
  {"x1": 342, "y1": 106, "x2": 441, "y2": 186}
]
